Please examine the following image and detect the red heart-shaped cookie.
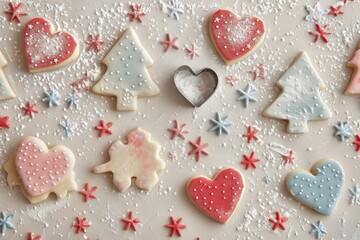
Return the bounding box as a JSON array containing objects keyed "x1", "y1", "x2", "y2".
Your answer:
[
  {"x1": 186, "y1": 168, "x2": 245, "y2": 223},
  {"x1": 209, "y1": 9, "x2": 265, "y2": 65},
  {"x1": 14, "y1": 136, "x2": 75, "y2": 197},
  {"x1": 24, "y1": 17, "x2": 79, "y2": 73}
]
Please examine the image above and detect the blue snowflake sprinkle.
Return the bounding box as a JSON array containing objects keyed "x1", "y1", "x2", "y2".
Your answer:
[
  {"x1": 334, "y1": 121, "x2": 353, "y2": 142},
  {"x1": 0, "y1": 212, "x2": 15, "y2": 236},
  {"x1": 209, "y1": 112, "x2": 231, "y2": 135},
  {"x1": 348, "y1": 184, "x2": 360, "y2": 205},
  {"x1": 59, "y1": 119, "x2": 76, "y2": 138},
  {"x1": 166, "y1": 0, "x2": 184, "y2": 20},
  {"x1": 263, "y1": 175, "x2": 271, "y2": 184},
  {"x1": 310, "y1": 221, "x2": 327, "y2": 239},
  {"x1": 42, "y1": 89, "x2": 61, "y2": 107},
  {"x1": 66, "y1": 90, "x2": 80, "y2": 109},
  {"x1": 236, "y1": 84, "x2": 257, "y2": 107}
]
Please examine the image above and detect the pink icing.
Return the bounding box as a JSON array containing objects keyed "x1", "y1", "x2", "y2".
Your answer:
[
  {"x1": 14, "y1": 137, "x2": 74, "y2": 196},
  {"x1": 186, "y1": 168, "x2": 244, "y2": 223},
  {"x1": 210, "y1": 9, "x2": 265, "y2": 62},
  {"x1": 346, "y1": 49, "x2": 360, "y2": 94},
  {"x1": 23, "y1": 18, "x2": 78, "y2": 71}
]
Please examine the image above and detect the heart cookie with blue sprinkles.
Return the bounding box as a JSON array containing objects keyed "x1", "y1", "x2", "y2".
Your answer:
[{"x1": 285, "y1": 159, "x2": 344, "y2": 215}]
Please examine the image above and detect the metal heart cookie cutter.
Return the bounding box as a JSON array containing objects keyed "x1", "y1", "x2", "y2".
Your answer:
[{"x1": 174, "y1": 65, "x2": 218, "y2": 107}]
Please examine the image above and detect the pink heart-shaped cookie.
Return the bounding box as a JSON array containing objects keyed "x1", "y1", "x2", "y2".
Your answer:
[
  {"x1": 209, "y1": 9, "x2": 266, "y2": 65},
  {"x1": 15, "y1": 136, "x2": 75, "y2": 197},
  {"x1": 24, "y1": 17, "x2": 80, "y2": 73},
  {"x1": 186, "y1": 168, "x2": 245, "y2": 223}
]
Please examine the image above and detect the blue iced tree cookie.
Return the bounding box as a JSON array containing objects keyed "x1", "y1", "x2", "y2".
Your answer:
[
  {"x1": 285, "y1": 159, "x2": 344, "y2": 215},
  {"x1": 263, "y1": 52, "x2": 332, "y2": 133},
  {"x1": 0, "y1": 50, "x2": 16, "y2": 101},
  {"x1": 92, "y1": 27, "x2": 160, "y2": 111}
]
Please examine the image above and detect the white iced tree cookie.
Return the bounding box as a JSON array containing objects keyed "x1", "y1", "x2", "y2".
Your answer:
[
  {"x1": 93, "y1": 128, "x2": 165, "y2": 192},
  {"x1": 0, "y1": 50, "x2": 16, "y2": 101},
  {"x1": 263, "y1": 52, "x2": 332, "y2": 133},
  {"x1": 92, "y1": 27, "x2": 160, "y2": 111},
  {"x1": 3, "y1": 136, "x2": 77, "y2": 204}
]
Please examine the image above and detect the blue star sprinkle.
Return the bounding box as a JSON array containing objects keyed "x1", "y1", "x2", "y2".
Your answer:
[
  {"x1": 310, "y1": 221, "x2": 327, "y2": 239},
  {"x1": 209, "y1": 112, "x2": 231, "y2": 135},
  {"x1": 42, "y1": 89, "x2": 61, "y2": 107},
  {"x1": 166, "y1": 0, "x2": 184, "y2": 20},
  {"x1": 237, "y1": 84, "x2": 257, "y2": 107},
  {"x1": 348, "y1": 184, "x2": 360, "y2": 205},
  {"x1": 334, "y1": 121, "x2": 353, "y2": 142},
  {"x1": 0, "y1": 212, "x2": 15, "y2": 236},
  {"x1": 59, "y1": 119, "x2": 76, "y2": 138},
  {"x1": 66, "y1": 90, "x2": 80, "y2": 109},
  {"x1": 263, "y1": 175, "x2": 271, "y2": 184}
]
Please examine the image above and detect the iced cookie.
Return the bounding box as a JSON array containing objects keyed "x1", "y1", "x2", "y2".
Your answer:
[
  {"x1": 345, "y1": 43, "x2": 360, "y2": 95},
  {"x1": 92, "y1": 27, "x2": 160, "y2": 111},
  {"x1": 93, "y1": 128, "x2": 165, "y2": 192},
  {"x1": 0, "y1": 50, "x2": 16, "y2": 101},
  {"x1": 286, "y1": 159, "x2": 344, "y2": 215},
  {"x1": 186, "y1": 168, "x2": 244, "y2": 223},
  {"x1": 263, "y1": 52, "x2": 332, "y2": 133},
  {"x1": 209, "y1": 9, "x2": 266, "y2": 65},
  {"x1": 24, "y1": 18, "x2": 80, "y2": 73},
  {"x1": 3, "y1": 136, "x2": 77, "y2": 204}
]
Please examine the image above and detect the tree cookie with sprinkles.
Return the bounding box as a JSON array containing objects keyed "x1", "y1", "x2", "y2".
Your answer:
[
  {"x1": 23, "y1": 17, "x2": 80, "y2": 73},
  {"x1": 286, "y1": 159, "x2": 344, "y2": 215},
  {"x1": 3, "y1": 136, "x2": 77, "y2": 204},
  {"x1": 186, "y1": 168, "x2": 245, "y2": 223},
  {"x1": 93, "y1": 128, "x2": 165, "y2": 192},
  {"x1": 209, "y1": 9, "x2": 266, "y2": 65},
  {"x1": 92, "y1": 27, "x2": 160, "y2": 111}
]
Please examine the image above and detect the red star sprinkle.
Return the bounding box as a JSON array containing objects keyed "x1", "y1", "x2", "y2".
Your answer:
[
  {"x1": 165, "y1": 216, "x2": 187, "y2": 237},
  {"x1": 241, "y1": 151, "x2": 260, "y2": 170},
  {"x1": 79, "y1": 183, "x2": 97, "y2": 202},
  {"x1": 226, "y1": 76, "x2": 238, "y2": 86},
  {"x1": 186, "y1": 43, "x2": 200, "y2": 59},
  {"x1": 188, "y1": 137, "x2": 209, "y2": 161},
  {"x1": 127, "y1": 4, "x2": 146, "y2": 23},
  {"x1": 121, "y1": 211, "x2": 141, "y2": 231},
  {"x1": 353, "y1": 134, "x2": 360, "y2": 151},
  {"x1": 269, "y1": 212, "x2": 288, "y2": 231},
  {"x1": 94, "y1": 120, "x2": 113, "y2": 137},
  {"x1": 282, "y1": 150, "x2": 295, "y2": 165},
  {"x1": 243, "y1": 126, "x2": 259, "y2": 143},
  {"x1": 28, "y1": 232, "x2": 42, "y2": 240},
  {"x1": 160, "y1": 33, "x2": 179, "y2": 52},
  {"x1": 251, "y1": 64, "x2": 265, "y2": 81},
  {"x1": 168, "y1": 120, "x2": 189, "y2": 140},
  {"x1": 0, "y1": 116, "x2": 10, "y2": 130},
  {"x1": 86, "y1": 34, "x2": 105, "y2": 52},
  {"x1": 329, "y1": 6, "x2": 344, "y2": 16},
  {"x1": 309, "y1": 24, "x2": 331, "y2": 43},
  {"x1": 73, "y1": 217, "x2": 90, "y2": 234},
  {"x1": 22, "y1": 102, "x2": 38, "y2": 118},
  {"x1": 5, "y1": 2, "x2": 28, "y2": 23}
]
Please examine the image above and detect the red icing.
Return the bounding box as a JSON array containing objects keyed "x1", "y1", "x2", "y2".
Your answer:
[
  {"x1": 282, "y1": 150, "x2": 295, "y2": 165},
  {"x1": 241, "y1": 151, "x2": 260, "y2": 170},
  {"x1": 165, "y1": 216, "x2": 187, "y2": 237},
  {"x1": 24, "y1": 18, "x2": 79, "y2": 72},
  {"x1": 209, "y1": 9, "x2": 265, "y2": 63},
  {"x1": 5, "y1": 2, "x2": 28, "y2": 23},
  {"x1": 22, "y1": 102, "x2": 38, "y2": 118},
  {"x1": 353, "y1": 134, "x2": 360, "y2": 151},
  {"x1": 186, "y1": 168, "x2": 244, "y2": 223},
  {"x1": 79, "y1": 183, "x2": 97, "y2": 203},
  {"x1": 14, "y1": 137, "x2": 74, "y2": 196},
  {"x1": 168, "y1": 120, "x2": 189, "y2": 140},
  {"x1": 94, "y1": 120, "x2": 113, "y2": 137},
  {"x1": 329, "y1": 6, "x2": 344, "y2": 16},
  {"x1": 73, "y1": 217, "x2": 90, "y2": 234},
  {"x1": 121, "y1": 211, "x2": 141, "y2": 231},
  {"x1": 188, "y1": 137, "x2": 209, "y2": 161},
  {"x1": 309, "y1": 23, "x2": 331, "y2": 43},
  {"x1": 28, "y1": 232, "x2": 42, "y2": 240},
  {"x1": 243, "y1": 126, "x2": 258, "y2": 143},
  {"x1": 269, "y1": 212, "x2": 288, "y2": 231}
]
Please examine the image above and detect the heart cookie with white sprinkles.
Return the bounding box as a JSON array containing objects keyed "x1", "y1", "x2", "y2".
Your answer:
[
  {"x1": 23, "y1": 17, "x2": 80, "y2": 73},
  {"x1": 186, "y1": 168, "x2": 245, "y2": 223},
  {"x1": 209, "y1": 9, "x2": 266, "y2": 65},
  {"x1": 286, "y1": 159, "x2": 344, "y2": 215}
]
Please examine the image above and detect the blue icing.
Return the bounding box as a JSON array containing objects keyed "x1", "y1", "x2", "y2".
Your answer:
[{"x1": 286, "y1": 159, "x2": 344, "y2": 215}]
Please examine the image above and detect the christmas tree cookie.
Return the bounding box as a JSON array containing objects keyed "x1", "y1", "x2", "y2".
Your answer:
[
  {"x1": 263, "y1": 52, "x2": 332, "y2": 133},
  {"x1": 92, "y1": 27, "x2": 160, "y2": 111},
  {"x1": 93, "y1": 128, "x2": 165, "y2": 192},
  {"x1": 3, "y1": 136, "x2": 77, "y2": 204},
  {"x1": 0, "y1": 50, "x2": 16, "y2": 101},
  {"x1": 345, "y1": 43, "x2": 360, "y2": 95}
]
